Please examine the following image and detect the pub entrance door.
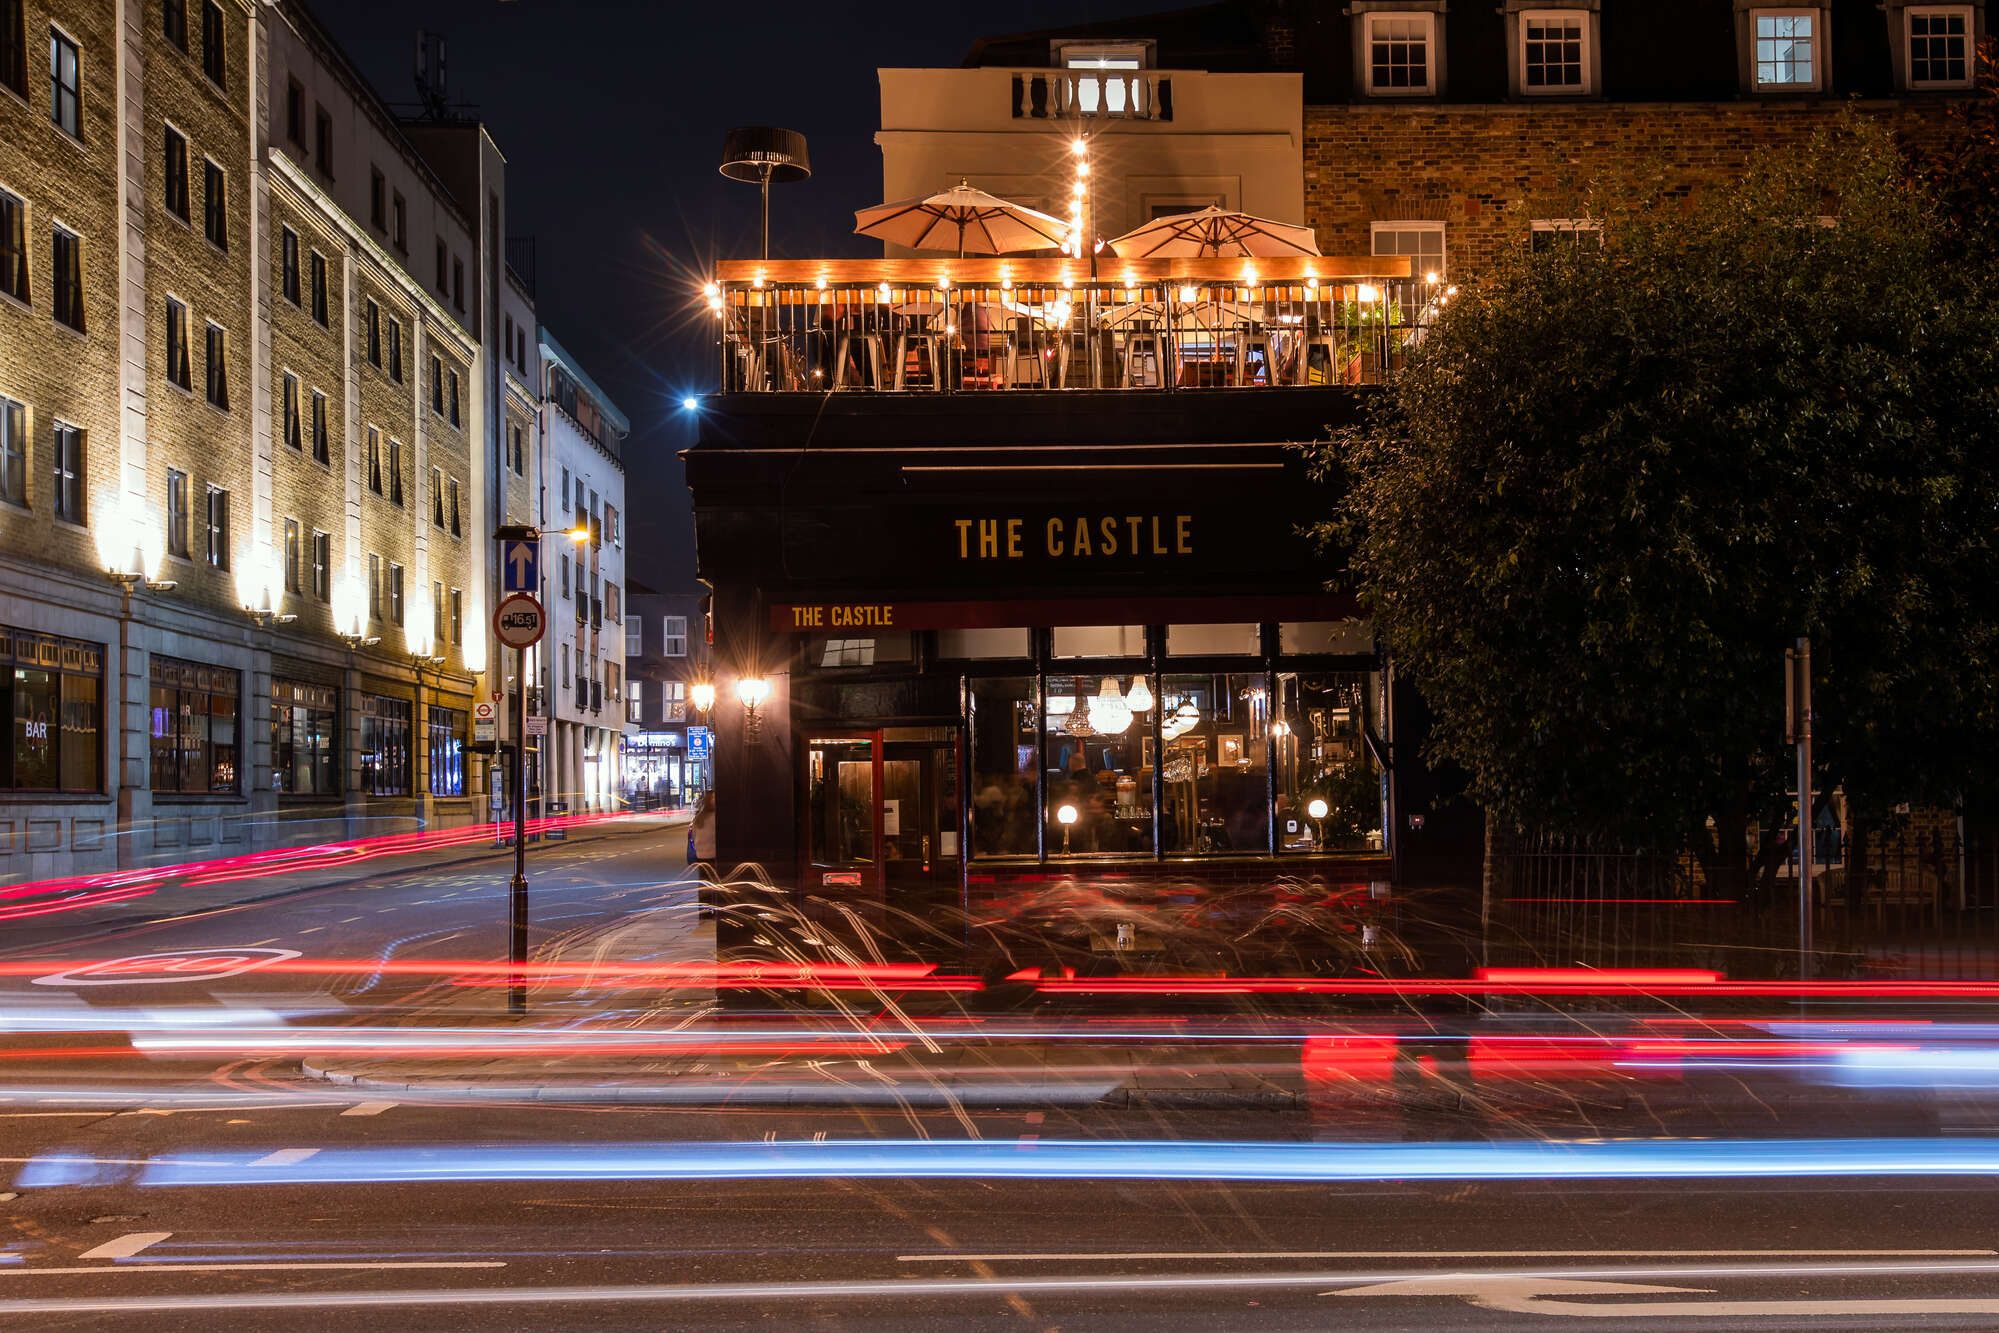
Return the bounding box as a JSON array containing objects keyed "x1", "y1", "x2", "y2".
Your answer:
[{"x1": 804, "y1": 729, "x2": 963, "y2": 947}]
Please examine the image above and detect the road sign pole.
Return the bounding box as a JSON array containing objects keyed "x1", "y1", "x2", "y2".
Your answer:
[{"x1": 509, "y1": 641, "x2": 529, "y2": 1016}]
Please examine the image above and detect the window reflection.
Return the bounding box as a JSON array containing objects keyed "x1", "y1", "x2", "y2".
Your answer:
[
  {"x1": 1160, "y1": 673, "x2": 1268, "y2": 853},
  {"x1": 807, "y1": 738, "x2": 875, "y2": 865},
  {"x1": 969, "y1": 677, "x2": 1037, "y2": 857},
  {"x1": 1275, "y1": 671, "x2": 1383, "y2": 851},
  {"x1": 1044, "y1": 672, "x2": 1152, "y2": 854}
]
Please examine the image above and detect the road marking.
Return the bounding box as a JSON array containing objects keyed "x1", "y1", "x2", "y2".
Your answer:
[
  {"x1": 340, "y1": 1102, "x2": 395, "y2": 1117},
  {"x1": 77, "y1": 1233, "x2": 171, "y2": 1261},
  {"x1": 252, "y1": 1148, "x2": 318, "y2": 1167},
  {"x1": 2, "y1": 1261, "x2": 504, "y2": 1278},
  {"x1": 1335, "y1": 1273, "x2": 1999, "y2": 1318},
  {"x1": 899, "y1": 1249, "x2": 1999, "y2": 1263}
]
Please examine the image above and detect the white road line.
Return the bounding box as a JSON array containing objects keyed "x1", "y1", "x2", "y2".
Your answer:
[
  {"x1": 2, "y1": 1261, "x2": 504, "y2": 1278},
  {"x1": 340, "y1": 1102, "x2": 396, "y2": 1117},
  {"x1": 251, "y1": 1148, "x2": 318, "y2": 1167},
  {"x1": 896, "y1": 1249, "x2": 1999, "y2": 1263},
  {"x1": 77, "y1": 1233, "x2": 171, "y2": 1261}
]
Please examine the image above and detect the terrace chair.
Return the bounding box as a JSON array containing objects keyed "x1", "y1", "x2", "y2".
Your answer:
[
  {"x1": 893, "y1": 331, "x2": 940, "y2": 390},
  {"x1": 830, "y1": 330, "x2": 886, "y2": 390},
  {"x1": 1122, "y1": 331, "x2": 1165, "y2": 387},
  {"x1": 1004, "y1": 317, "x2": 1050, "y2": 388}
]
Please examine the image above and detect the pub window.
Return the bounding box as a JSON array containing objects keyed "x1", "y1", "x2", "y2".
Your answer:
[
  {"x1": 1279, "y1": 620, "x2": 1375, "y2": 655},
  {"x1": 365, "y1": 297, "x2": 381, "y2": 366},
  {"x1": 271, "y1": 677, "x2": 337, "y2": 796},
  {"x1": 939, "y1": 627, "x2": 1031, "y2": 659},
  {"x1": 282, "y1": 371, "x2": 301, "y2": 450},
  {"x1": 280, "y1": 226, "x2": 299, "y2": 304},
  {"x1": 202, "y1": 158, "x2": 225, "y2": 249},
  {"x1": 969, "y1": 676, "x2": 1038, "y2": 857},
  {"x1": 50, "y1": 223, "x2": 82, "y2": 331},
  {"x1": 311, "y1": 529, "x2": 329, "y2": 602},
  {"x1": 51, "y1": 422, "x2": 82, "y2": 523},
  {"x1": 283, "y1": 517, "x2": 300, "y2": 592},
  {"x1": 1160, "y1": 673, "x2": 1269, "y2": 854},
  {"x1": 0, "y1": 395, "x2": 23, "y2": 506},
  {"x1": 1275, "y1": 670, "x2": 1384, "y2": 852},
  {"x1": 164, "y1": 297, "x2": 190, "y2": 389},
  {"x1": 359, "y1": 693, "x2": 411, "y2": 796},
  {"x1": 387, "y1": 438, "x2": 403, "y2": 506},
  {"x1": 0, "y1": 188, "x2": 27, "y2": 303},
  {"x1": 427, "y1": 705, "x2": 465, "y2": 795},
  {"x1": 1051, "y1": 624, "x2": 1145, "y2": 658},
  {"x1": 198, "y1": 0, "x2": 222, "y2": 88},
  {"x1": 662, "y1": 615, "x2": 687, "y2": 656},
  {"x1": 203, "y1": 484, "x2": 228, "y2": 569},
  {"x1": 310, "y1": 250, "x2": 327, "y2": 325},
  {"x1": 50, "y1": 25, "x2": 80, "y2": 139},
  {"x1": 1046, "y1": 672, "x2": 1153, "y2": 855},
  {"x1": 3, "y1": 627, "x2": 103, "y2": 792},
  {"x1": 148, "y1": 655, "x2": 239, "y2": 794},
  {"x1": 814, "y1": 634, "x2": 912, "y2": 668},
  {"x1": 164, "y1": 126, "x2": 190, "y2": 222},
  {"x1": 204, "y1": 321, "x2": 228, "y2": 408},
  {"x1": 1165, "y1": 623, "x2": 1260, "y2": 656},
  {"x1": 164, "y1": 467, "x2": 189, "y2": 557},
  {"x1": 310, "y1": 389, "x2": 328, "y2": 463}
]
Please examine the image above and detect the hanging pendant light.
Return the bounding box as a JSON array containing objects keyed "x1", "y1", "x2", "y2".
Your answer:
[
  {"x1": 1091, "y1": 675, "x2": 1132, "y2": 736},
  {"x1": 1175, "y1": 700, "x2": 1201, "y2": 731},
  {"x1": 1125, "y1": 676, "x2": 1153, "y2": 714}
]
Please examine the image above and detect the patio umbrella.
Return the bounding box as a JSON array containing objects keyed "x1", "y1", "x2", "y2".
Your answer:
[
  {"x1": 855, "y1": 183, "x2": 1070, "y2": 258},
  {"x1": 1106, "y1": 206, "x2": 1321, "y2": 259}
]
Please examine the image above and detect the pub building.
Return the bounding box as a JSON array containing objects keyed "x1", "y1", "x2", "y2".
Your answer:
[{"x1": 687, "y1": 255, "x2": 1474, "y2": 970}]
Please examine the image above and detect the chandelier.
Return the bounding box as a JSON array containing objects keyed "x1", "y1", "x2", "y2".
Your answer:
[{"x1": 1087, "y1": 676, "x2": 1133, "y2": 736}]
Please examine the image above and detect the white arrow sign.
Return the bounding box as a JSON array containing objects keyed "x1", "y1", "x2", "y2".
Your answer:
[{"x1": 1335, "y1": 1272, "x2": 1999, "y2": 1319}]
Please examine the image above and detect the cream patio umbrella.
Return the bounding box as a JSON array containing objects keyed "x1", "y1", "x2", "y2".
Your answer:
[
  {"x1": 1106, "y1": 205, "x2": 1321, "y2": 259},
  {"x1": 855, "y1": 183, "x2": 1071, "y2": 258}
]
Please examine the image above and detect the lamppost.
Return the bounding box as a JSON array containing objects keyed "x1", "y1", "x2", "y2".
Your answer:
[{"x1": 689, "y1": 680, "x2": 716, "y2": 795}]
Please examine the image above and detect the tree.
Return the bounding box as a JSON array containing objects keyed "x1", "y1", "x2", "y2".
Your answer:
[{"x1": 1308, "y1": 118, "x2": 1999, "y2": 905}]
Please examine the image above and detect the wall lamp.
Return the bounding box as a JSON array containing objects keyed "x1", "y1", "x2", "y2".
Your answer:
[
  {"x1": 105, "y1": 543, "x2": 175, "y2": 593},
  {"x1": 689, "y1": 681, "x2": 716, "y2": 714},
  {"x1": 735, "y1": 675, "x2": 770, "y2": 744},
  {"x1": 340, "y1": 629, "x2": 382, "y2": 650}
]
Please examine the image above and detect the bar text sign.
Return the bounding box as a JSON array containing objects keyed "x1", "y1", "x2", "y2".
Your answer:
[{"x1": 953, "y1": 514, "x2": 1193, "y2": 562}]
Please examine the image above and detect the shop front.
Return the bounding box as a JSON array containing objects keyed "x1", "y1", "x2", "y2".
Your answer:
[{"x1": 689, "y1": 389, "x2": 1470, "y2": 970}]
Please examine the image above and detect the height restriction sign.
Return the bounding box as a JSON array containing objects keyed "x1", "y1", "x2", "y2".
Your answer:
[{"x1": 493, "y1": 593, "x2": 545, "y2": 649}]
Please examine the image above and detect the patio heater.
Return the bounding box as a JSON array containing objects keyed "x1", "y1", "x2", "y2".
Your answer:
[{"x1": 719, "y1": 126, "x2": 812, "y2": 261}]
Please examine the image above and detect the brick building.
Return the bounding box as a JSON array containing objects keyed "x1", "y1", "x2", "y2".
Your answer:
[
  {"x1": 0, "y1": 1, "x2": 597, "y2": 879},
  {"x1": 623, "y1": 584, "x2": 711, "y2": 807}
]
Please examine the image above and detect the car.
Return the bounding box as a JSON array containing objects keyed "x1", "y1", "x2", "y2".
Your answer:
[{"x1": 686, "y1": 790, "x2": 716, "y2": 864}]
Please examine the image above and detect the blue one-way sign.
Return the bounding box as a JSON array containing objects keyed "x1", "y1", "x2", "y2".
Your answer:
[{"x1": 502, "y1": 538, "x2": 540, "y2": 594}]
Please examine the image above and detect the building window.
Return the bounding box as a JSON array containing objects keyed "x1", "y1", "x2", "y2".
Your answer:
[
  {"x1": 1519, "y1": 9, "x2": 1590, "y2": 94},
  {"x1": 368, "y1": 166, "x2": 385, "y2": 230},
  {"x1": 966, "y1": 678, "x2": 1037, "y2": 857},
  {"x1": 427, "y1": 706, "x2": 465, "y2": 796},
  {"x1": 310, "y1": 389, "x2": 328, "y2": 464},
  {"x1": 624, "y1": 614, "x2": 641, "y2": 657},
  {"x1": 49, "y1": 26, "x2": 80, "y2": 138},
  {"x1": 310, "y1": 250, "x2": 327, "y2": 325},
  {"x1": 203, "y1": 484, "x2": 228, "y2": 569},
  {"x1": 51, "y1": 421, "x2": 81, "y2": 523},
  {"x1": 0, "y1": 0, "x2": 21, "y2": 98},
  {"x1": 165, "y1": 467, "x2": 189, "y2": 557},
  {"x1": 271, "y1": 678, "x2": 337, "y2": 796},
  {"x1": 391, "y1": 191, "x2": 406, "y2": 250},
  {"x1": 283, "y1": 517, "x2": 300, "y2": 592},
  {"x1": 448, "y1": 477, "x2": 460, "y2": 536},
  {"x1": 367, "y1": 552, "x2": 381, "y2": 619},
  {"x1": 560, "y1": 552, "x2": 570, "y2": 599},
  {"x1": 1753, "y1": 9, "x2": 1821, "y2": 89},
  {"x1": 662, "y1": 615, "x2": 688, "y2": 657},
  {"x1": 430, "y1": 353, "x2": 443, "y2": 413},
  {"x1": 285, "y1": 77, "x2": 302, "y2": 146},
  {"x1": 430, "y1": 466, "x2": 444, "y2": 527},
  {"x1": 365, "y1": 426, "x2": 381, "y2": 494},
  {"x1": 1363, "y1": 11, "x2": 1435, "y2": 96},
  {"x1": 432, "y1": 579, "x2": 445, "y2": 646},
  {"x1": 50, "y1": 224, "x2": 81, "y2": 331},
  {"x1": 280, "y1": 226, "x2": 299, "y2": 303},
  {"x1": 452, "y1": 256, "x2": 464, "y2": 311},
  {"x1": 1275, "y1": 671, "x2": 1383, "y2": 851},
  {"x1": 201, "y1": 159, "x2": 225, "y2": 249},
  {"x1": 560, "y1": 468, "x2": 570, "y2": 510},
  {"x1": 447, "y1": 369, "x2": 460, "y2": 426},
  {"x1": 148, "y1": 655, "x2": 239, "y2": 794},
  {"x1": 606, "y1": 504, "x2": 620, "y2": 547},
  {"x1": 388, "y1": 561, "x2": 403, "y2": 625},
  {"x1": 1908, "y1": 6, "x2": 1973, "y2": 87},
  {"x1": 204, "y1": 321, "x2": 227, "y2": 408},
  {"x1": 282, "y1": 372, "x2": 301, "y2": 450},
  {"x1": 387, "y1": 438, "x2": 403, "y2": 506},
  {"x1": 1530, "y1": 218, "x2": 1603, "y2": 250},
  {"x1": 198, "y1": 0, "x2": 222, "y2": 87},
  {"x1": 1371, "y1": 220, "x2": 1447, "y2": 280},
  {"x1": 365, "y1": 298, "x2": 380, "y2": 366},
  {"x1": 509, "y1": 423, "x2": 524, "y2": 475},
  {"x1": 2, "y1": 628, "x2": 103, "y2": 793},
  {"x1": 165, "y1": 297, "x2": 191, "y2": 389},
  {"x1": 359, "y1": 693, "x2": 411, "y2": 796},
  {"x1": 314, "y1": 104, "x2": 332, "y2": 177},
  {"x1": 387, "y1": 317, "x2": 402, "y2": 382},
  {"x1": 0, "y1": 189, "x2": 25, "y2": 304},
  {"x1": 0, "y1": 395, "x2": 23, "y2": 506},
  {"x1": 311, "y1": 529, "x2": 329, "y2": 602},
  {"x1": 435, "y1": 238, "x2": 447, "y2": 294},
  {"x1": 449, "y1": 587, "x2": 462, "y2": 645},
  {"x1": 164, "y1": 125, "x2": 190, "y2": 221},
  {"x1": 627, "y1": 680, "x2": 642, "y2": 725},
  {"x1": 163, "y1": 0, "x2": 186, "y2": 48}
]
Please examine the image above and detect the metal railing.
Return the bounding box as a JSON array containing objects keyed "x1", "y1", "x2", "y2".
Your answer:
[{"x1": 710, "y1": 270, "x2": 1435, "y2": 395}]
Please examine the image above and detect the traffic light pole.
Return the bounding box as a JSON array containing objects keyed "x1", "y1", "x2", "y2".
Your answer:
[{"x1": 509, "y1": 641, "x2": 529, "y2": 1015}]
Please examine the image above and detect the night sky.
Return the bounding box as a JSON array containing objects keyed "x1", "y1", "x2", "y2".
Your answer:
[{"x1": 313, "y1": 0, "x2": 1171, "y2": 595}]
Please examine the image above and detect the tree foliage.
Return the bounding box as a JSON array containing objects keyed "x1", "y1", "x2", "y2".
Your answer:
[{"x1": 1308, "y1": 117, "x2": 1999, "y2": 895}]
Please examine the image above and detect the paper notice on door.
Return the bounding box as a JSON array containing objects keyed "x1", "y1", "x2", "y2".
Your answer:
[
  {"x1": 882, "y1": 799, "x2": 901, "y2": 836},
  {"x1": 939, "y1": 831, "x2": 958, "y2": 858}
]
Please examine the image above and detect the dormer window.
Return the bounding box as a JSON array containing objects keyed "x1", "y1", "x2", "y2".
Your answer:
[
  {"x1": 1509, "y1": 4, "x2": 1597, "y2": 96},
  {"x1": 1749, "y1": 8, "x2": 1824, "y2": 91},
  {"x1": 1363, "y1": 11, "x2": 1438, "y2": 96},
  {"x1": 1054, "y1": 41, "x2": 1151, "y2": 115}
]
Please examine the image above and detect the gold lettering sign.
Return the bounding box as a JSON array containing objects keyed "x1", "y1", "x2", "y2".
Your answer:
[
  {"x1": 955, "y1": 515, "x2": 1194, "y2": 560},
  {"x1": 789, "y1": 604, "x2": 895, "y2": 629}
]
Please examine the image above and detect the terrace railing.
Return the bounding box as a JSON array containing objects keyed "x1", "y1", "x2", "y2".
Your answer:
[{"x1": 706, "y1": 256, "x2": 1426, "y2": 395}]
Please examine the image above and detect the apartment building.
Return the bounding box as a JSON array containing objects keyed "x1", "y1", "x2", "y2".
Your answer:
[{"x1": 624, "y1": 585, "x2": 710, "y2": 808}]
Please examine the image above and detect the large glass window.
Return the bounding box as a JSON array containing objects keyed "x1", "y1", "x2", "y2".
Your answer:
[
  {"x1": 2, "y1": 628, "x2": 102, "y2": 792},
  {"x1": 427, "y1": 705, "x2": 465, "y2": 796},
  {"x1": 360, "y1": 693, "x2": 411, "y2": 796},
  {"x1": 969, "y1": 676, "x2": 1038, "y2": 857},
  {"x1": 939, "y1": 627, "x2": 1031, "y2": 659},
  {"x1": 1160, "y1": 673, "x2": 1269, "y2": 854},
  {"x1": 271, "y1": 678, "x2": 337, "y2": 796},
  {"x1": 1274, "y1": 671, "x2": 1383, "y2": 852},
  {"x1": 1166, "y1": 623, "x2": 1260, "y2": 656},
  {"x1": 1045, "y1": 672, "x2": 1152, "y2": 855},
  {"x1": 149, "y1": 655, "x2": 239, "y2": 794}
]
